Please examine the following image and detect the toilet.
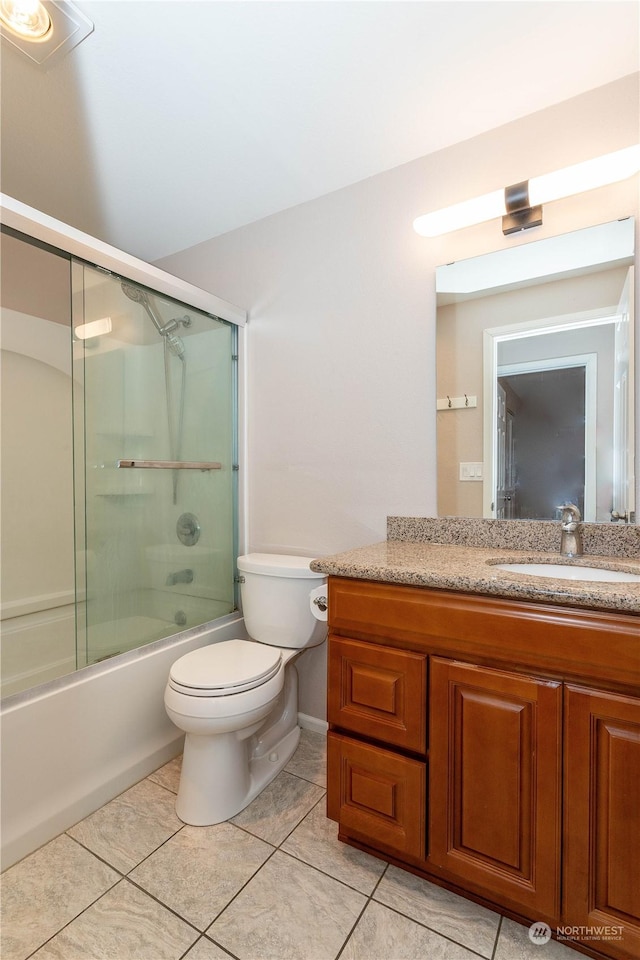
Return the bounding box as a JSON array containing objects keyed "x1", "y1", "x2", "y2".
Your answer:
[{"x1": 164, "y1": 553, "x2": 327, "y2": 825}]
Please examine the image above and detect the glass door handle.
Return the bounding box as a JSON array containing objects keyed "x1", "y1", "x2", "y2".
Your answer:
[{"x1": 117, "y1": 459, "x2": 222, "y2": 470}]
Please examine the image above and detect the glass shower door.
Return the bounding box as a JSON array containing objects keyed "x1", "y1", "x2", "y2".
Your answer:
[{"x1": 72, "y1": 263, "x2": 236, "y2": 666}]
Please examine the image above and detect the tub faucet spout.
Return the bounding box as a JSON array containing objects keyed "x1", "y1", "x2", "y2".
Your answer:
[
  {"x1": 166, "y1": 568, "x2": 194, "y2": 586},
  {"x1": 557, "y1": 503, "x2": 583, "y2": 557}
]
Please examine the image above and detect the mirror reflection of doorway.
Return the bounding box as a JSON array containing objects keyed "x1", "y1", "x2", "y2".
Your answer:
[
  {"x1": 483, "y1": 311, "x2": 610, "y2": 521},
  {"x1": 496, "y1": 363, "x2": 590, "y2": 519}
]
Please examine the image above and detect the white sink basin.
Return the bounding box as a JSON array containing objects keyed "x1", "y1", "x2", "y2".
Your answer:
[{"x1": 494, "y1": 562, "x2": 640, "y2": 583}]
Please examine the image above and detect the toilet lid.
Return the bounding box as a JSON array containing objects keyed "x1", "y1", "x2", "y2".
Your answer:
[{"x1": 168, "y1": 639, "x2": 282, "y2": 696}]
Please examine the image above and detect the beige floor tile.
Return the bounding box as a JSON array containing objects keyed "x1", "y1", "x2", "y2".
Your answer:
[
  {"x1": 31, "y1": 879, "x2": 198, "y2": 960},
  {"x1": 0, "y1": 834, "x2": 119, "y2": 960},
  {"x1": 341, "y1": 900, "x2": 482, "y2": 959},
  {"x1": 284, "y1": 728, "x2": 327, "y2": 786},
  {"x1": 208, "y1": 850, "x2": 365, "y2": 960},
  {"x1": 230, "y1": 771, "x2": 325, "y2": 845},
  {"x1": 281, "y1": 800, "x2": 386, "y2": 894},
  {"x1": 495, "y1": 919, "x2": 585, "y2": 959},
  {"x1": 183, "y1": 936, "x2": 236, "y2": 959},
  {"x1": 67, "y1": 777, "x2": 183, "y2": 872},
  {"x1": 130, "y1": 822, "x2": 273, "y2": 930},
  {"x1": 148, "y1": 754, "x2": 182, "y2": 794},
  {"x1": 374, "y1": 865, "x2": 500, "y2": 958}
]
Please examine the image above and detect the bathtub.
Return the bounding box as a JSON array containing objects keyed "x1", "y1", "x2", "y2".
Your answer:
[{"x1": 0, "y1": 612, "x2": 246, "y2": 869}]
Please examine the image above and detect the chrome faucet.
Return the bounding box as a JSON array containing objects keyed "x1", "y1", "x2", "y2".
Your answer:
[
  {"x1": 166, "y1": 568, "x2": 194, "y2": 586},
  {"x1": 557, "y1": 503, "x2": 583, "y2": 557}
]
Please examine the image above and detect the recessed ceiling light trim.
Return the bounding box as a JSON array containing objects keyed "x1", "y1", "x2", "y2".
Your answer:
[
  {"x1": 0, "y1": 0, "x2": 93, "y2": 66},
  {"x1": 0, "y1": 0, "x2": 52, "y2": 41}
]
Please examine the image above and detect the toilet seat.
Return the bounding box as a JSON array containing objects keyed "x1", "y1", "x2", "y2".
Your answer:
[{"x1": 168, "y1": 638, "x2": 282, "y2": 697}]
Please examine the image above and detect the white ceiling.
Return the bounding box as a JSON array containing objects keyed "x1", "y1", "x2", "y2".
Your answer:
[{"x1": 1, "y1": 1, "x2": 638, "y2": 263}]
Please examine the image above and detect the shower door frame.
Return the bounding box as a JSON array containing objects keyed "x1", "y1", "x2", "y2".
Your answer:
[
  {"x1": 1, "y1": 195, "x2": 246, "y2": 324},
  {"x1": 0, "y1": 193, "x2": 248, "y2": 677}
]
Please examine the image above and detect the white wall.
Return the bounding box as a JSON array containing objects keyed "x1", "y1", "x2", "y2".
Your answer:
[{"x1": 160, "y1": 74, "x2": 640, "y2": 721}]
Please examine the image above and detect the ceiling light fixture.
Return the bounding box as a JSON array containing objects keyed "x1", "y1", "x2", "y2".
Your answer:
[
  {"x1": 0, "y1": 0, "x2": 51, "y2": 39},
  {"x1": 0, "y1": 0, "x2": 93, "y2": 66},
  {"x1": 413, "y1": 145, "x2": 640, "y2": 238}
]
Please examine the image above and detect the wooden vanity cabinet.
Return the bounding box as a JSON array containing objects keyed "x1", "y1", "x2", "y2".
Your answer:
[{"x1": 326, "y1": 576, "x2": 640, "y2": 960}]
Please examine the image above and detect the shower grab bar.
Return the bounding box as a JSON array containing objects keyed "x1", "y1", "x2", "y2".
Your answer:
[{"x1": 117, "y1": 459, "x2": 222, "y2": 471}]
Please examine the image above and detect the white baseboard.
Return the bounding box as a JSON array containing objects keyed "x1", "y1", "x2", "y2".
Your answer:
[{"x1": 298, "y1": 712, "x2": 328, "y2": 735}]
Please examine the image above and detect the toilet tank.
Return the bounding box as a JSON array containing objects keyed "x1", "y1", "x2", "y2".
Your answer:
[{"x1": 237, "y1": 554, "x2": 327, "y2": 649}]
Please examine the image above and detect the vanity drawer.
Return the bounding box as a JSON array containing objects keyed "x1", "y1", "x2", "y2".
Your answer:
[
  {"x1": 328, "y1": 635, "x2": 427, "y2": 753},
  {"x1": 327, "y1": 731, "x2": 426, "y2": 859}
]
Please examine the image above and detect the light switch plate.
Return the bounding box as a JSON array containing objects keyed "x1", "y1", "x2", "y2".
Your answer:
[{"x1": 459, "y1": 462, "x2": 484, "y2": 481}]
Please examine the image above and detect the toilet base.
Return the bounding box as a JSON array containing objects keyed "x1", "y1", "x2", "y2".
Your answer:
[
  {"x1": 175, "y1": 723, "x2": 301, "y2": 825},
  {"x1": 174, "y1": 663, "x2": 302, "y2": 825}
]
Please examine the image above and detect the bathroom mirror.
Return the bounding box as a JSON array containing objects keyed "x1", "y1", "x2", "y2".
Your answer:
[{"x1": 436, "y1": 218, "x2": 635, "y2": 523}]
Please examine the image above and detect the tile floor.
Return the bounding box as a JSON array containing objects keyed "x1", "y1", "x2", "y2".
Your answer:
[{"x1": 2, "y1": 730, "x2": 583, "y2": 960}]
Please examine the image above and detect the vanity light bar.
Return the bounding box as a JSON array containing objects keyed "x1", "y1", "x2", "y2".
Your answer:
[{"x1": 413, "y1": 145, "x2": 640, "y2": 238}]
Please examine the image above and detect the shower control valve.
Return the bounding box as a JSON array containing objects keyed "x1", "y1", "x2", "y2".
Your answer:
[{"x1": 176, "y1": 512, "x2": 201, "y2": 546}]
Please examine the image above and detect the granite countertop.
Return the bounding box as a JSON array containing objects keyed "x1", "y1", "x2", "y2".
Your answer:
[{"x1": 311, "y1": 540, "x2": 640, "y2": 615}]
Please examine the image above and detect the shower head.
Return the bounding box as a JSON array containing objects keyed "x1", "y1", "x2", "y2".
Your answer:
[
  {"x1": 121, "y1": 283, "x2": 188, "y2": 361},
  {"x1": 121, "y1": 282, "x2": 167, "y2": 337},
  {"x1": 120, "y1": 282, "x2": 146, "y2": 305}
]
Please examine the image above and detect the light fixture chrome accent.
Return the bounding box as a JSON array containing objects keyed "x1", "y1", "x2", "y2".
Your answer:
[
  {"x1": 502, "y1": 180, "x2": 542, "y2": 236},
  {"x1": 413, "y1": 145, "x2": 640, "y2": 238},
  {"x1": 0, "y1": 0, "x2": 93, "y2": 67}
]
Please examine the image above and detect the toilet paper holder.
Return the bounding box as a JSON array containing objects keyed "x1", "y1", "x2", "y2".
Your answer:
[{"x1": 312, "y1": 595, "x2": 328, "y2": 612}]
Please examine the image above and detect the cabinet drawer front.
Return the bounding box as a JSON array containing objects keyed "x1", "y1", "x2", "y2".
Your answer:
[
  {"x1": 328, "y1": 636, "x2": 427, "y2": 752},
  {"x1": 327, "y1": 732, "x2": 426, "y2": 859}
]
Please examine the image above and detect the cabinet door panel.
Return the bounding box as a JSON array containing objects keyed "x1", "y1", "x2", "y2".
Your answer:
[
  {"x1": 429, "y1": 657, "x2": 561, "y2": 918},
  {"x1": 327, "y1": 731, "x2": 426, "y2": 859},
  {"x1": 564, "y1": 685, "x2": 640, "y2": 959},
  {"x1": 457, "y1": 688, "x2": 529, "y2": 870},
  {"x1": 328, "y1": 636, "x2": 427, "y2": 753}
]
